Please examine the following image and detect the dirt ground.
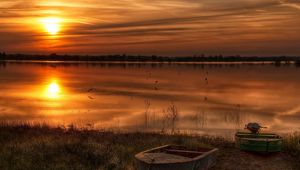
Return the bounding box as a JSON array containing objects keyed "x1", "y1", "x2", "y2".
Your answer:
[{"x1": 212, "y1": 147, "x2": 300, "y2": 170}]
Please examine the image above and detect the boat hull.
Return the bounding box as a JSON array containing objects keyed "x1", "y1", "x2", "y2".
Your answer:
[
  {"x1": 135, "y1": 145, "x2": 218, "y2": 170},
  {"x1": 235, "y1": 132, "x2": 282, "y2": 152}
]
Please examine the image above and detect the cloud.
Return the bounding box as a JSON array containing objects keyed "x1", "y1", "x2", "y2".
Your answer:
[
  {"x1": 280, "y1": 0, "x2": 300, "y2": 9},
  {"x1": 279, "y1": 105, "x2": 300, "y2": 115},
  {"x1": 0, "y1": 0, "x2": 300, "y2": 55}
]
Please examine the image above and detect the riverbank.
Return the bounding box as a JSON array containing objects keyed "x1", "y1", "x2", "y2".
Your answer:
[
  {"x1": 0, "y1": 123, "x2": 299, "y2": 170},
  {"x1": 1, "y1": 53, "x2": 300, "y2": 64}
]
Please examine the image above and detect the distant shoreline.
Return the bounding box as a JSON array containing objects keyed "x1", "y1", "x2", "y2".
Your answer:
[
  {"x1": 2, "y1": 60, "x2": 300, "y2": 68},
  {"x1": 1, "y1": 53, "x2": 300, "y2": 63},
  {"x1": 0, "y1": 60, "x2": 281, "y2": 64}
]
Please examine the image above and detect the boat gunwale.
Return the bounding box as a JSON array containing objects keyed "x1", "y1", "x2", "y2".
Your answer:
[
  {"x1": 239, "y1": 137, "x2": 282, "y2": 142},
  {"x1": 135, "y1": 144, "x2": 218, "y2": 165},
  {"x1": 235, "y1": 132, "x2": 281, "y2": 138}
]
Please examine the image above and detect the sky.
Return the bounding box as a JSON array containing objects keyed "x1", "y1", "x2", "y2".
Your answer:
[{"x1": 0, "y1": 0, "x2": 300, "y2": 56}]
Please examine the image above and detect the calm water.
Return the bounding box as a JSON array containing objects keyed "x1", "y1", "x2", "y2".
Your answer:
[{"x1": 0, "y1": 61, "x2": 300, "y2": 136}]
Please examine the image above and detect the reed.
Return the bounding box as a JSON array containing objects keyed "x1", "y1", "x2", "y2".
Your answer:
[
  {"x1": 282, "y1": 132, "x2": 300, "y2": 161},
  {"x1": 0, "y1": 122, "x2": 299, "y2": 170},
  {"x1": 0, "y1": 122, "x2": 223, "y2": 170}
]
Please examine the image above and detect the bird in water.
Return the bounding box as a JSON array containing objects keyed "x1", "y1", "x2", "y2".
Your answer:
[
  {"x1": 87, "y1": 88, "x2": 95, "y2": 92},
  {"x1": 87, "y1": 88, "x2": 96, "y2": 100},
  {"x1": 88, "y1": 96, "x2": 95, "y2": 100},
  {"x1": 245, "y1": 123, "x2": 266, "y2": 134}
]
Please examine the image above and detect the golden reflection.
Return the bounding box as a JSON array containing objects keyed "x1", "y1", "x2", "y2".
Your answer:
[
  {"x1": 45, "y1": 81, "x2": 61, "y2": 99},
  {"x1": 40, "y1": 17, "x2": 62, "y2": 35}
]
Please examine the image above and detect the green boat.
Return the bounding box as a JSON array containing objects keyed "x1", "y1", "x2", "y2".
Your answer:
[{"x1": 235, "y1": 132, "x2": 282, "y2": 152}]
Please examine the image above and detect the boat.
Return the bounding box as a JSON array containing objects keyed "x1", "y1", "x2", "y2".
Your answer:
[
  {"x1": 235, "y1": 132, "x2": 282, "y2": 152},
  {"x1": 135, "y1": 145, "x2": 218, "y2": 170}
]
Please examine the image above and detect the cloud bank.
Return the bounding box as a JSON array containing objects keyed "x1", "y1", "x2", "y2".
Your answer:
[{"x1": 0, "y1": 0, "x2": 300, "y2": 55}]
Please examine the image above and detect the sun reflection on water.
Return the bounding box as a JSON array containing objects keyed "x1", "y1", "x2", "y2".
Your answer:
[{"x1": 45, "y1": 80, "x2": 61, "y2": 99}]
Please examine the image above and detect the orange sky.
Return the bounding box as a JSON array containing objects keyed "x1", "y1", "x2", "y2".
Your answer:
[{"x1": 1, "y1": 0, "x2": 300, "y2": 56}]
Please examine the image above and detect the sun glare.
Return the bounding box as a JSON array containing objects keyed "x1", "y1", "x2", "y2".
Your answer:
[
  {"x1": 46, "y1": 82, "x2": 61, "y2": 99},
  {"x1": 49, "y1": 82, "x2": 59, "y2": 93},
  {"x1": 41, "y1": 18, "x2": 61, "y2": 35}
]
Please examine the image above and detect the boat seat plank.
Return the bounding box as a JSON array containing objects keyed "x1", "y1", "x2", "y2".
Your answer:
[
  {"x1": 242, "y1": 138, "x2": 281, "y2": 142},
  {"x1": 162, "y1": 149, "x2": 204, "y2": 158},
  {"x1": 163, "y1": 149, "x2": 205, "y2": 154},
  {"x1": 136, "y1": 153, "x2": 191, "y2": 164}
]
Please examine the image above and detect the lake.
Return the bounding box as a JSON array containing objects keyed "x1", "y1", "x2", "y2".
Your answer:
[{"x1": 0, "y1": 61, "x2": 299, "y2": 136}]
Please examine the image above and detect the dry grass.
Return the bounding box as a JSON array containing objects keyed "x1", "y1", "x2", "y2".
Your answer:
[
  {"x1": 282, "y1": 132, "x2": 300, "y2": 161},
  {"x1": 0, "y1": 122, "x2": 299, "y2": 170}
]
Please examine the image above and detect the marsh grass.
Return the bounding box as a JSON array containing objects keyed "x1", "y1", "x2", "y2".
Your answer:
[
  {"x1": 282, "y1": 132, "x2": 300, "y2": 161},
  {"x1": 0, "y1": 122, "x2": 227, "y2": 170},
  {"x1": 0, "y1": 122, "x2": 299, "y2": 170}
]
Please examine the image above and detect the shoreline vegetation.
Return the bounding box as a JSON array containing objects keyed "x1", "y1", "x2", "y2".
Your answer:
[
  {"x1": 0, "y1": 123, "x2": 299, "y2": 170},
  {"x1": 1, "y1": 53, "x2": 300, "y2": 65}
]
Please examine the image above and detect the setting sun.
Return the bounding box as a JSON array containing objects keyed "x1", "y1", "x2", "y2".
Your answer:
[{"x1": 41, "y1": 18, "x2": 61, "y2": 35}]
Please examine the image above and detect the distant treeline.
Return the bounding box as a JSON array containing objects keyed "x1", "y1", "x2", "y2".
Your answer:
[{"x1": 1, "y1": 52, "x2": 300, "y2": 63}]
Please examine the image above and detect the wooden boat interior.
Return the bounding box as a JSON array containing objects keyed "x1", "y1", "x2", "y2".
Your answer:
[{"x1": 147, "y1": 145, "x2": 212, "y2": 159}]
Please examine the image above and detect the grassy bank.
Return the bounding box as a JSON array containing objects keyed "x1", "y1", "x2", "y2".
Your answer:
[
  {"x1": 283, "y1": 133, "x2": 300, "y2": 160},
  {"x1": 0, "y1": 123, "x2": 299, "y2": 170}
]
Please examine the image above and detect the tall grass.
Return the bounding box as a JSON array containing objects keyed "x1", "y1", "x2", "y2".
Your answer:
[
  {"x1": 0, "y1": 122, "x2": 299, "y2": 170},
  {"x1": 0, "y1": 122, "x2": 228, "y2": 170},
  {"x1": 282, "y1": 132, "x2": 300, "y2": 161}
]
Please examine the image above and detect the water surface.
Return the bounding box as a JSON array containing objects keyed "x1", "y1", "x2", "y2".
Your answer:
[{"x1": 0, "y1": 61, "x2": 299, "y2": 136}]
